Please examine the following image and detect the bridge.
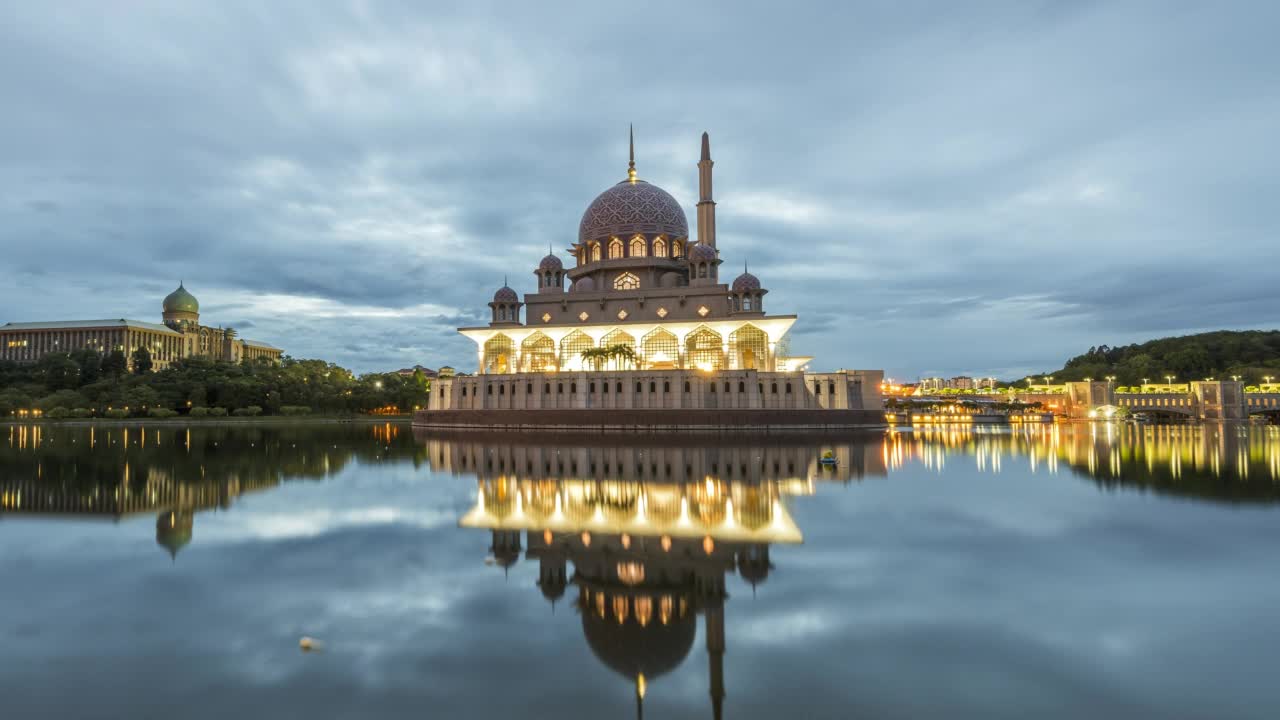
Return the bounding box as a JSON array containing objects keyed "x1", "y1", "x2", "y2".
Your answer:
[{"x1": 1014, "y1": 381, "x2": 1280, "y2": 422}]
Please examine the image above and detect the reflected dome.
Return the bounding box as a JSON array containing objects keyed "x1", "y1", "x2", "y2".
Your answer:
[{"x1": 581, "y1": 591, "x2": 696, "y2": 682}]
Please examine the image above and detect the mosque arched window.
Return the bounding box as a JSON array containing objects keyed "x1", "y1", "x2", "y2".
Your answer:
[
  {"x1": 614, "y1": 272, "x2": 640, "y2": 291},
  {"x1": 608, "y1": 238, "x2": 623, "y2": 259},
  {"x1": 591, "y1": 243, "x2": 601, "y2": 262},
  {"x1": 600, "y1": 329, "x2": 637, "y2": 369},
  {"x1": 521, "y1": 332, "x2": 557, "y2": 372},
  {"x1": 484, "y1": 334, "x2": 515, "y2": 374},
  {"x1": 641, "y1": 328, "x2": 678, "y2": 369},
  {"x1": 653, "y1": 238, "x2": 667, "y2": 257},
  {"x1": 730, "y1": 325, "x2": 767, "y2": 371},
  {"x1": 559, "y1": 330, "x2": 594, "y2": 371},
  {"x1": 629, "y1": 236, "x2": 646, "y2": 257},
  {"x1": 685, "y1": 326, "x2": 724, "y2": 371},
  {"x1": 672, "y1": 240, "x2": 684, "y2": 257},
  {"x1": 698, "y1": 264, "x2": 707, "y2": 278},
  {"x1": 743, "y1": 297, "x2": 752, "y2": 311}
]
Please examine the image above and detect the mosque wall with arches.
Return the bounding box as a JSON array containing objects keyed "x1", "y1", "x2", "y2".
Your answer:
[{"x1": 426, "y1": 367, "x2": 882, "y2": 413}]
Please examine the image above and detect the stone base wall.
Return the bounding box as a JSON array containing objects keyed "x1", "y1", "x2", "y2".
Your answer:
[{"x1": 412, "y1": 407, "x2": 886, "y2": 432}]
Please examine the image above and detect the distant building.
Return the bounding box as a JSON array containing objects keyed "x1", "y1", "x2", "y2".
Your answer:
[
  {"x1": 919, "y1": 377, "x2": 946, "y2": 393},
  {"x1": 395, "y1": 365, "x2": 438, "y2": 378},
  {"x1": 0, "y1": 283, "x2": 282, "y2": 371},
  {"x1": 950, "y1": 376, "x2": 975, "y2": 391}
]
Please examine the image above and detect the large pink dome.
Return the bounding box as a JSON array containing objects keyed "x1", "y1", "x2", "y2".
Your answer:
[{"x1": 579, "y1": 180, "x2": 688, "y2": 245}]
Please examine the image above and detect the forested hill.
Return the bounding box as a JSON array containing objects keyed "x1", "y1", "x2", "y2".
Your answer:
[{"x1": 1024, "y1": 330, "x2": 1280, "y2": 385}]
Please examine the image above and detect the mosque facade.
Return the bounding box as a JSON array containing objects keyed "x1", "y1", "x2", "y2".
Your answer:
[
  {"x1": 0, "y1": 283, "x2": 282, "y2": 370},
  {"x1": 417, "y1": 130, "x2": 884, "y2": 429}
]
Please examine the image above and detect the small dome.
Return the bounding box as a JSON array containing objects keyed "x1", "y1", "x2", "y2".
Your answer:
[
  {"x1": 163, "y1": 283, "x2": 199, "y2": 314},
  {"x1": 493, "y1": 285, "x2": 518, "y2": 303},
  {"x1": 539, "y1": 254, "x2": 563, "y2": 271},
  {"x1": 574, "y1": 277, "x2": 596, "y2": 292},
  {"x1": 688, "y1": 244, "x2": 717, "y2": 262},
  {"x1": 579, "y1": 180, "x2": 688, "y2": 245},
  {"x1": 732, "y1": 271, "x2": 760, "y2": 292}
]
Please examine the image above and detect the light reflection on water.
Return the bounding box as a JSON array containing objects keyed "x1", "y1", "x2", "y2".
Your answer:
[{"x1": 1, "y1": 421, "x2": 1279, "y2": 719}]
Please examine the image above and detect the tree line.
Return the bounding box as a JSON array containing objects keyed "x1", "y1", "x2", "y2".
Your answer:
[
  {"x1": 1017, "y1": 330, "x2": 1280, "y2": 386},
  {"x1": 0, "y1": 348, "x2": 430, "y2": 418}
]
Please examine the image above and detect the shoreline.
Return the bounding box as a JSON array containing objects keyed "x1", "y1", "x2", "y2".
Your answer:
[{"x1": 1, "y1": 415, "x2": 413, "y2": 427}]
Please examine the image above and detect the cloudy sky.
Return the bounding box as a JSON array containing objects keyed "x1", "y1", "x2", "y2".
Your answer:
[{"x1": 2, "y1": 1, "x2": 1276, "y2": 378}]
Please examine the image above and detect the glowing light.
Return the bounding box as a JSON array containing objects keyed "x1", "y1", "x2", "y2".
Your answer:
[{"x1": 580, "y1": 531, "x2": 591, "y2": 547}]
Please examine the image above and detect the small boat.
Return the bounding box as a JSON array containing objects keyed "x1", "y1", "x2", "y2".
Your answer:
[{"x1": 819, "y1": 451, "x2": 838, "y2": 467}]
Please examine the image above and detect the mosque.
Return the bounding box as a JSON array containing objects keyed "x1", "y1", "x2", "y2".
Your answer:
[
  {"x1": 0, "y1": 282, "x2": 282, "y2": 370},
  {"x1": 417, "y1": 130, "x2": 884, "y2": 429}
]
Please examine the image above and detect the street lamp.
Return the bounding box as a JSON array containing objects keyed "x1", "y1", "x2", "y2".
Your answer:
[{"x1": 1165, "y1": 375, "x2": 1175, "y2": 388}]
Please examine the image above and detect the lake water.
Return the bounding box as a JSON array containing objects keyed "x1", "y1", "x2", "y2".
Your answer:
[{"x1": 2, "y1": 421, "x2": 1278, "y2": 719}]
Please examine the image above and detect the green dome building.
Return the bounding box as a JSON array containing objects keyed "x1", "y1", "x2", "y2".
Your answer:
[
  {"x1": 162, "y1": 282, "x2": 199, "y2": 314},
  {"x1": 161, "y1": 282, "x2": 200, "y2": 328}
]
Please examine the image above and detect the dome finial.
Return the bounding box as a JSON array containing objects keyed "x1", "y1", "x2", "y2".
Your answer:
[{"x1": 627, "y1": 124, "x2": 637, "y2": 182}]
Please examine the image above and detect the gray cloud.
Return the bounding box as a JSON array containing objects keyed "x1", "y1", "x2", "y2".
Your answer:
[{"x1": 1, "y1": 1, "x2": 1277, "y2": 376}]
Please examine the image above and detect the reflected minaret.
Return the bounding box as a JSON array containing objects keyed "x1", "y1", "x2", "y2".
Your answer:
[{"x1": 490, "y1": 529, "x2": 521, "y2": 579}]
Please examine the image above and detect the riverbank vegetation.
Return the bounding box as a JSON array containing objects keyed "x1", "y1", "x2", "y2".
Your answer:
[
  {"x1": 0, "y1": 353, "x2": 429, "y2": 418},
  {"x1": 1020, "y1": 330, "x2": 1280, "y2": 386}
]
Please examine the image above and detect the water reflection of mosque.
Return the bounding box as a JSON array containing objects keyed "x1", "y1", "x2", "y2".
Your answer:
[{"x1": 437, "y1": 435, "x2": 888, "y2": 719}]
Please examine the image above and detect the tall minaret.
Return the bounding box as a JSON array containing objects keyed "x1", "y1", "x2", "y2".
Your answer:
[{"x1": 697, "y1": 132, "x2": 717, "y2": 249}]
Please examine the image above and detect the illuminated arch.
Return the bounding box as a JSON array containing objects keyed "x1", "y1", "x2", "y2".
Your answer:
[
  {"x1": 608, "y1": 238, "x2": 623, "y2": 259},
  {"x1": 629, "y1": 236, "x2": 646, "y2": 257},
  {"x1": 484, "y1": 334, "x2": 515, "y2": 374},
  {"x1": 641, "y1": 328, "x2": 679, "y2": 369},
  {"x1": 672, "y1": 239, "x2": 684, "y2": 257},
  {"x1": 521, "y1": 332, "x2": 557, "y2": 372},
  {"x1": 590, "y1": 242, "x2": 601, "y2": 262},
  {"x1": 684, "y1": 326, "x2": 724, "y2": 371},
  {"x1": 613, "y1": 272, "x2": 640, "y2": 291},
  {"x1": 729, "y1": 325, "x2": 768, "y2": 370},
  {"x1": 559, "y1": 330, "x2": 594, "y2": 371},
  {"x1": 600, "y1": 329, "x2": 636, "y2": 369},
  {"x1": 653, "y1": 237, "x2": 667, "y2": 257}
]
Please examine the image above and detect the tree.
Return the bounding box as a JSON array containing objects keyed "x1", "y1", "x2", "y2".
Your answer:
[
  {"x1": 70, "y1": 349, "x2": 102, "y2": 385},
  {"x1": 0, "y1": 388, "x2": 33, "y2": 416},
  {"x1": 102, "y1": 349, "x2": 128, "y2": 378},
  {"x1": 132, "y1": 346, "x2": 154, "y2": 375},
  {"x1": 38, "y1": 389, "x2": 90, "y2": 410},
  {"x1": 36, "y1": 352, "x2": 80, "y2": 390}
]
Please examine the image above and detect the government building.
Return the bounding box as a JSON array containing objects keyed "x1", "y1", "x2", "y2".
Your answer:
[
  {"x1": 0, "y1": 283, "x2": 282, "y2": 370},
  {"x1": 417, "y1": 130, "x2": 884, "y2": 430}
]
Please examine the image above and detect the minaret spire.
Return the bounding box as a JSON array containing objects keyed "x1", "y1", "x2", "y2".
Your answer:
[
  {"x1": 697, "y1": 131, "x2": 717, "y2": 248},
  {"x1": 627, "y1": 124, "x2": 637, "y2": 182}
]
